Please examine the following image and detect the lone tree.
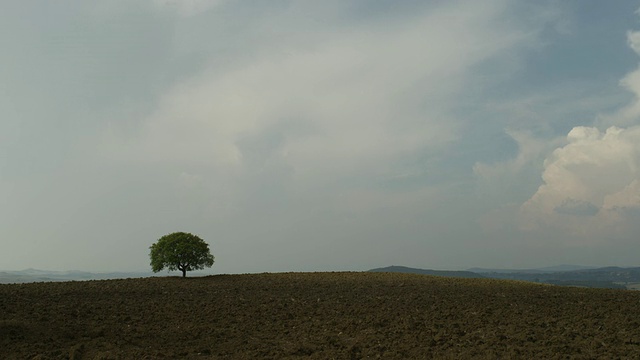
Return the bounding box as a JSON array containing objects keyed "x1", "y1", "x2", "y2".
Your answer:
[{"x1": 149, "y1": 232, "x2": 215, "y2": 277}]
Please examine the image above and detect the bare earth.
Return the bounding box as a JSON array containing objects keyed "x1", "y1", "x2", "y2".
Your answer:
[{"x1": 2, "y1": 272, "x2": 640, "y2": 359}]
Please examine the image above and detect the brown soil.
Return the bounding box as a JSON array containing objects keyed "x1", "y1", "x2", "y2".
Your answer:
[{"x1": 2, "y1": 272, "x2": 640, "y2": 359}]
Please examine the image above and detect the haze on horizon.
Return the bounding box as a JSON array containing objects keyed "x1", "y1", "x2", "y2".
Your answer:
[{"x1": 2, "y1": 0, "x2": 640, "y2": 274}]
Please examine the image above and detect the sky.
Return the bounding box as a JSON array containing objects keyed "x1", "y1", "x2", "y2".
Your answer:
[{"x1": 1, "y1": 0, "x2": 640, "y2": 274}]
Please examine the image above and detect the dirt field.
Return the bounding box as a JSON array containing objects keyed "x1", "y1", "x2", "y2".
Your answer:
[{"x1": 2, "y1": 272, "x2": 640, "y2": 359}]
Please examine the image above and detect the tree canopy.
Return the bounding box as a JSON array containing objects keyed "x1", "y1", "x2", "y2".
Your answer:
[{"x1": 149, "y1": 232, "x2": 215, "y2": 277}]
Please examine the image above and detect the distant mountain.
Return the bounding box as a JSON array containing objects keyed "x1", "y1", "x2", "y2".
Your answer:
[
  {"x1": 368, "y1": 266, "x2": 484, "y2": 279},
  {"x1": 535, "y1": 265, "x2": 599, "y2": 272},
  {"x1": 476, "y1": 266, "x2": 640, "y2": 290},
  {"x1": 367, "y1": 265, "x2": 640, "y2": 290},
  {"x1": 0, "y1": 269, "x2": 163, "y2": 284},
  {"x1": 467, "y1": 265, "x2": 597, "y2": 274}
]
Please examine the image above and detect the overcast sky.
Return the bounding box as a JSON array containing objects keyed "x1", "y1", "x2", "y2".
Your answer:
[{"x1": 2, "y1": 0, "x2": 640, "y2": 274}]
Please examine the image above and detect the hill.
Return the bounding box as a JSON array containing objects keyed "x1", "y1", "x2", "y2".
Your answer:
[
  {"x1": 373, "y1": 265, "x2": 640, "y2": 289},
  {"x1": 0, "y1": 269, "x2": 162, "y2": 284},
  {"x1": 2, "y1": 272, "x2": 640, "y2": 359},
  {"x1": 368, "y1": 265, "x2": 484, "y2": 278},
  {"x1": 467, "y1": 264, "x2": 597, "y2": 273},
  {"x1": 476, "y1": 266, "x2": 640, "y2": 289}
]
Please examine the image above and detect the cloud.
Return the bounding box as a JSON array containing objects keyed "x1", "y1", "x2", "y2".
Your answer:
[
  {"x1": 519, "y1": 125, "x2": 640, "y2": 235},
  {"x1": 627, "y1": 30, "x2": 640, "y2": 56},
  {"x1": 1, "y1": 0, "x2": 580, "y2": 272},
  {"x1": 598, "y1": 30, "x2": 640, "y2": 127},
  {"x1": 473, "y1": 129, "x2": 564, "y2": 208},
  {"x1": 85, "y1": 0, "x2": 565, "y2": 272},
  {"x1": 105, "y1": 0, "x2": 540, "y2": 191},
  {"x1": 603, "y1": 179, "x2": 640, "y2": 209},
  {"x1": 153, "y1": 0, "x2": 225, "y2": 17},
  {"x1": 478, "y1": 16, "x2": 640, "y2": 253},
  {"x1": 553, "y1": 198, "x2": 599, "y2": 217},
  {"x1": 513, "y1": 17, "x2": 640, "y2": 239},
  {"x1": 473, "y1": 129, "x2": 552, "y2": 180}
]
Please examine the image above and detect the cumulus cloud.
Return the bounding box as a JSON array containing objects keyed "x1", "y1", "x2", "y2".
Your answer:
[
  {"x1": 553, "y1": 198, "x2": 599, "y2": 217},
  {"x1": 519, "y1": 126, "x2": 640, "y2": 235},
  {"x1": 515, "y1": 19, "x2": 640, "y2": 243}
]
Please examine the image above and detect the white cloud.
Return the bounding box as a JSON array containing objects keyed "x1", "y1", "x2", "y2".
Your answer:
[
  {"x1": 627, "y1": 30, "x2": 640, "y2": 56},
  {"x1": 603, "y1": 179, "x2": 640, "y2": 209},
  {"x1": 519, "y1": 125, "x2": 640, "y2": 236},
  {"x1": 510, "y1": 21, "x2": 640, "y2": 241}
]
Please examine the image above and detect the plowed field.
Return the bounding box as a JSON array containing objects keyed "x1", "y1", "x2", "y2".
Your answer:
[{"x1": 2, "y1": 272, "x2": 640, "y2": 359}]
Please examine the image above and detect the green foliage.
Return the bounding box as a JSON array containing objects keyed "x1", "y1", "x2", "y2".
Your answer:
[{"x1": 149, "y1": 232, "x2": 215, "y2": 277}]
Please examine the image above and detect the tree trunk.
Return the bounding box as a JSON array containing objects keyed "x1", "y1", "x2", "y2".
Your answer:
[{"x1": 182, "y1": 269, "x2": 187, "y2": 278}]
